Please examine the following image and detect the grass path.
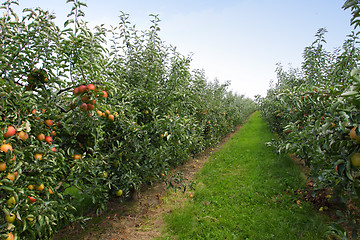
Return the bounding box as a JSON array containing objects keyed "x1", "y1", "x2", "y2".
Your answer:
[
  {"x1": 159, "y1": 112, "x2": 328, "y2": 239},
  {"x1": 54, "y1": 112, "x2": 329, "y2": 240}
]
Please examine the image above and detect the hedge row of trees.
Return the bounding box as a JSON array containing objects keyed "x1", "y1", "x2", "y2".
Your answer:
[
  {"x1": 258, "y1": 1, "x2": 360, "y2": 237},
  {"x1": 0, "y1": 0, "x2": 256, "y2": 239}
]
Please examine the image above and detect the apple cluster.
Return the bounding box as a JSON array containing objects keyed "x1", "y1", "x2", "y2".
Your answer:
[
  {"x1": 96, "y1": 109, "x2": 115, "y2": 121},
  {"x1": 71, "y1": 84, "x2": 108, "y2": 112}
]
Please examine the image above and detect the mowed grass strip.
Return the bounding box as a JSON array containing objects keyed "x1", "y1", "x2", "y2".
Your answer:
[{"x1": 160, "y1": 112, "x2": 328, "y2": 240}]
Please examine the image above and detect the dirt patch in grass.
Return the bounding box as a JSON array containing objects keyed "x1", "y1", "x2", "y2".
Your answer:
[
  {"x1": 288, "y1": 154, "x2": 310, "y2": 176},
  {"x1": 54, "y1": 122, "x2": 245, "y2": 240}
]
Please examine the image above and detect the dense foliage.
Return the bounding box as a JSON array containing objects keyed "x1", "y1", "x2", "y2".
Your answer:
[
  {"x1": 259, "y1": 1, "x2": 360, "y2": 237},
  {"x1": 0, "y1": 0, "x2": 256, "y2": 239}
]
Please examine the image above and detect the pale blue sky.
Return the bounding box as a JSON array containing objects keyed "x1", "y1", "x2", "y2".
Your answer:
[{"x1": 11, "y1": 1, "x2": 354, "y2": 98}]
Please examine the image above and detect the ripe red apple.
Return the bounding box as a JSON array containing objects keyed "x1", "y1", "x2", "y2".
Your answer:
[
  {"x1": 96, "y1": 110, "x2": 102, "y2": 116},
  {"x1": 108, "y1": 114, "x2": 115, "y2": 121},
  {"x1": 34, "y1": 153, "x2": 43, "y2": 160},
  {"x1": 80, "y1": 103, "x2": 88, "y2": 112},
  {"x1": 3, "y1": 126, "x2": 16, "y2": 138},
  {"x1": 73, "y1": 87, "x2": 79, "y2": 95},
  {"x1": 44, "y1": 119, "x2": 53, "y2": 126},
  {"x1": 17, "y1": 131, "x2": 29, "y2": 141},
  {"x1": 87, "y1": 84, "x2": 96, "y2": 92},
  {"x1": 37, "y1": 133, "x2": 45, "y2": 141},
  {"x1": 45, "y1": 136, "x2": 53, "y2": 144},
  {"x1": 78, "y1": 85, "x2": 87, "y2": 94},
  {"x1": 0, "y1": 144, "x2": 13, "y2": 153},
  {"x1": 28, "y1": 196, "x2": 36, "y2": 203},
  {"x1": 0, "y1": 162, "x2": 6, "y2": 171},
  {"x1": 101, "y1": 90, "x2": 108, "y2": 98},
  {"x1": 87, "y1": 103, "x2": 95, "y2": 111}
]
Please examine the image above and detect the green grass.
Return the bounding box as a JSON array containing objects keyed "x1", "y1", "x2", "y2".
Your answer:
[
  {"x1": 63, "y1": 185, "x2": 94, "y2": 216},
  {"x1": 160, "y1": 112, "x2": 328, "y2": 240}
]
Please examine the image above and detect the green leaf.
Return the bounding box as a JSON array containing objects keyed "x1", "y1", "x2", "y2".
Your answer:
[
  {"x1": 0, "y1": 185, "x2": 14, "y2": 192},
  {"x1": 341, "y1": 91, "x2": 358, "y2": 97},
  {"x1": 343, "y1": 0, "x2": 356, "y2": 10}
]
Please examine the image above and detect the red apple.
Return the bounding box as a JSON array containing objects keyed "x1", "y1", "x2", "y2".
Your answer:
[
  {"x1": 78, "y1": 85, "x2": 87, "y2": 94},
  {"x1": 45, "y1": 136, "x2": 53, "y2": 144},
  {"x1": 101, "y1": 90, "x2": 108, "y2": 98},
  {"x1": 17, "y1": 131, "x2": 29, "y2": 141},
  {"x1": 80, "y1": 103, "x2": 88, "y2": 112},
  {"x1": 3, "y1": 126, "x2": 16, "y2": 138},
  {"x1": 44, "y1": 119, "x2": 53, "y2": 126},
  {"x1": 87, "y1": 84, "x2": 96, "y2": 92},
  {"x1": 87, "y1": 103, "x2": 95, "y2": 111},
  {"x1": 73, "y1": 87, "x2": 79, "y2": 95},
  {"x1": 28, "y1": 196, "x2": 36, "y2": 203}
]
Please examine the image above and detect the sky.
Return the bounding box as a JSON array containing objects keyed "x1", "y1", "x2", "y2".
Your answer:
[{"x1": 9, "y1": 0, "x2": 354, "y2": 98}]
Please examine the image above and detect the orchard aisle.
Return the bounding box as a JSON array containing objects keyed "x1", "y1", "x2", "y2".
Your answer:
[
  {"x1": 53, "y1": 114, "x2": 250, "y2": 240},
  {"x1": 55, "y1": 112, "x2": 328, "y2": 240},
  {"x1": 158, "y1": 112, "x2": 328, "y2": 239}
]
